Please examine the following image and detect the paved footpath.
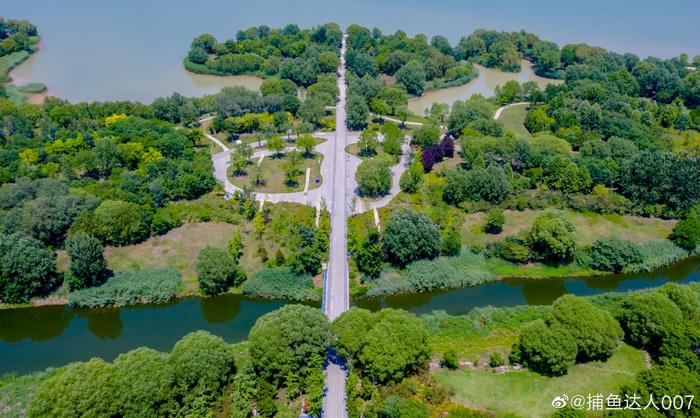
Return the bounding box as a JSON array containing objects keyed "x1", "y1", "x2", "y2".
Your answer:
[{"x1": 322, "y1": 33, "x2": 349, "y2": 418}]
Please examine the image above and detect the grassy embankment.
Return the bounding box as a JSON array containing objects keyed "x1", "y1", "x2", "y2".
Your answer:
[{"x1": 0, "y1": 50, "x2": 47, "y2": 104}]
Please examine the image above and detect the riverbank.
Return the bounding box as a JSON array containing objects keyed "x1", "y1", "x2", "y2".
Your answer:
[{"x1": 2, "y1": 50, "x2": 48, "y2": 105}]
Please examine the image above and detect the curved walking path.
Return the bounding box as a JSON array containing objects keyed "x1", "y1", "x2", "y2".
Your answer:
[{"x1": 493, "y1": 102, "x2": 529, "y2": 120}]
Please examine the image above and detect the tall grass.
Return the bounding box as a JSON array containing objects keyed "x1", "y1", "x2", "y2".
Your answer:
[
  {"x1": 367, "y1": 250, "x2": 495, "y2": 296},
  {"x1": 68, "y1": 268, "x2": 180, "y2": 308},
  {"x1": 242, "y1": 267, "x2": 318, "y2": 301},
  {"x1": 624, "y1": 239, "x2": 689, "y2": 273}
]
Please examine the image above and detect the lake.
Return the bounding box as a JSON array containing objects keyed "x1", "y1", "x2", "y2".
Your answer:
[
  {"x1": 1, "y1": 256, "x2": 697, "y2": 375},
  {"x1": 3, "y1": 0, "x2": 699, "y2": 103}
]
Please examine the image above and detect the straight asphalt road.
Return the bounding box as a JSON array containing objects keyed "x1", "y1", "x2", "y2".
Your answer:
[{"x1": 322, "y1": 33, "x2": 349, "y2": 418}]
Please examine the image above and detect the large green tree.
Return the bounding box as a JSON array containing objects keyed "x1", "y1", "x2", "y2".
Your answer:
[
  {"x1": 527, "y1": 211, "x2": 577, "y2": 262},
  {"x1": 383, "y1": 209, "x2": 440, "y2": 267},
  {"x1": 0, "y1": 232, "x2": 58, "y2": 304},
  {"x1": 355, "y1": 157, "x2": 392, "y2": 197},
  {"x1": 65, "y1": 232, "x2": 111, "y2": 290},
  {"x1": 358, "y1": 309, "x2": 430, "y2": 383},
  {"x1": 248, "y1": 305, "x2": 331, "y2": 385},
  {"x1": 195, "y1": 245, "x2": 245, "y2": 296}
]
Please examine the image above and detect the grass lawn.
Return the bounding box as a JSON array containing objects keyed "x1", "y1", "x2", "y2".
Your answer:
[
  {"x1": 461, "y1": 209, "x2": 675, "y2": 247},
  {"x1": 228, "y1": 151, "x2": 323, "y2": 193},
  {"x1": 344, "y1": 143, "x2": 400, "y2": 163},
  {"x1": 499, "y1": 104, "x2": 532, "y2": 139},
  {"x1": 434, "y1": 344, "x2": 646, "y2": 417},
  {"x1": 667, "y1": 128, "x2": 700, "y2": 152},
  {"x1": 104, "y1": 222, "x2": 242, "y2": 293}
]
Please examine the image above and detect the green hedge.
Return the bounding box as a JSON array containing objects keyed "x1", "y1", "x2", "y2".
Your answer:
[
  {"x1": 68, "y1": 268, "x2": 181, "y2": 308},
  {"x1": 242, "y1": 267, "x2": 318, "y2": 301}
]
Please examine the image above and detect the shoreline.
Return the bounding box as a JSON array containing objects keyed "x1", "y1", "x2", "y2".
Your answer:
[
  {"x1": 2, "y1": 251, "x2": 697, "y2": 312},
  {"x1": 5, "y1": 41, "x2": 49, "y2": 104}
]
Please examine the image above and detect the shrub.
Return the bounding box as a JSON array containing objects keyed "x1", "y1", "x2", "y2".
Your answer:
[
  {"x1": 441, "y1": 226, "x2": 462, "y2": 256},
  {"x1": 498, "y1": 240, "x2": 530, "y2": 263},
  {"x1": 484, "y1": 209, "x2": 505, "y2": 233},
  {"x1": 242, "y1": 267, "x2": 317, "y2": 301},
  {"x1": 489, "y1": 352, "x2": 505, "y2": 367},
  {"x1": 68, "y1": 268, "x2": 180, "y2": 308},
  {"x1": 443, "y1": 166, "x2": 512, "y2": 205},
  {"x1": 151, "y1": 206, "x2": 183, "y2": 236},
  {"x1": 441, "y1": 349, "x2": 459, "y2": 369},
  {"x1": 589, "y1": 237, "x2": 643, "y2": 273},
  {"x1": 412, "y1": 124, "x2": 441, "y2": 148},
  {"x1": 196, "y1": 245, "x2": 245, "y2": 296},
  {"x1": 670, "y1": 214, "x2": 700, "y2": 250},
  {"x1": 379, "y1": 395, "x2": 429, "y2": 418}
]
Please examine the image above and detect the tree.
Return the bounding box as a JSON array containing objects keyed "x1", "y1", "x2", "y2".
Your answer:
[
  {"x1": 412, "y1": 124, "x2": 441, "y2": 148},
  {"x1": 195, "y1": 245, "x2": 245, "y2": 296},
  {"x1": 395, "y1": 60, "x2": 427, "y2": 95},
  {"x1": 383, "y1": 209, "x2": 441, "y2": 267},
  {"x1": 524, "y1": 106, "x2": 554, "y2": 133},
  {"x1": 88, "y1": 200, "x2": 152, "y2": 246},
  {"x1": 589, "y1": 237, "x2": 643, "y2": 273},
  {"x1": 332, "y1": 308, "x2": 375, "y2": 365},
  {"x1": 266, "y1": 135, "x2": 284, "y2": 157},
  {"x1": 494, "y1": 80, "x2": 523, "y2": 104},
  {"x1": 381, "y1": 122, "x2": 404, "y2": 155},
  {"x1": 230, "y1": 151, "x2": 248, "y2": 175},
  {"x1": 283, "y1": 150, "x2": 303, "y2": 185},
  {"x1": 484, "y1": 209, "x2": 505, "y2": 234},
  {"x1": 354, "y1": 229, "x2": 383, "y2": 278},
  {"x1": 527, "y1": 211, "x2": 576, "y2": 262},
  {"x1": 399, "y1": 150, "x2": 424, "y2": 193},
  {"x1": 359, "y1": 309, "x2": 430, "y2": 383},
  {"x1": 65, "y1": 232, "x2": 111, "y2": 290},
  {"x1": 110, "y1": 348, "x2": 175, "y2": 417},
  {"x1": 228, "y1": 229, "x2": 244, "y2": 261},
  {"x1": 346, "y1": 94, "x2": 369, "y2": 130},
  {"x1": 248, "y1": 305, "x2": 332, "y2": 385},
  {"x1": 512, "y1": 320, "x2": 577, "y2": 376},
  {"x1": 169, "y1": 331, "x2": 236, "y2": 401},
  {"x1": 358, "y1": 128, "x2": 379, "y2": 156},
  {"x1": 620, "y1": 360, "x2": 700, "y2": 418},
  {"x1": 355, "y1": 157, "x2": 391, "y2": 197},
  {"x1": 295, "y1": 134, "x2": 316, "y2": 157},
  {"x1": 549, "y1": 295, "x2": 623, "y2": 362},
  {"x1": 378, "y1": 396, "x2": 429, "y2": 418},
  {"x1": 617, "y1": 292, "x2": 684, "y2": 351},
  {"x1": 426, "y1": 102, "x2": 449, "y2": 125},
  {"x1": 669, "y1": 212, "x2": 700, "y2": 250},
  {"x1": 443, "y1": 166, "x2": 512, "y2": 205},
  {"x1": 0, "y1": 232, "x2": 59, "y2": 304}
]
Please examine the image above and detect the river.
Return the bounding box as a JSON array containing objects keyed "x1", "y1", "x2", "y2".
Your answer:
[
  {"x1": 3, "y1": 0, "x2": 699, "y2": 103},
  {"x1": 1, "y1": 256, "x2": 698, "y2": 375}
]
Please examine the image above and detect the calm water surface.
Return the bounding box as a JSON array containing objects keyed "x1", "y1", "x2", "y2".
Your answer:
[
  {"x1": 1, "y1": 256, "x2": 698, "y2": 375},
  {"x1": 3, "y1": 0, "x2": 699, "y2": 103},
  {"x1": 408, "y1": 61, "x2": 563, "y2": 114}
]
